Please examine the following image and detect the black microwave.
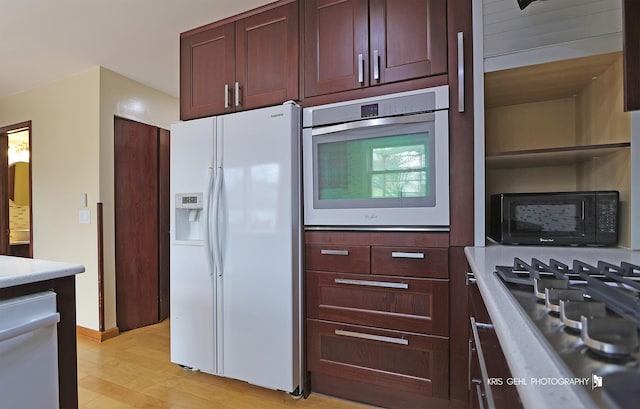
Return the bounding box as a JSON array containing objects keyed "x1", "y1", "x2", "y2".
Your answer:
[{"x1": 490, "y1": 191, "x2": 618, "y2": 246}]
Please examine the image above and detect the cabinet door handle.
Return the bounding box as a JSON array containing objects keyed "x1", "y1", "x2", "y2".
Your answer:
[
  {"x1": 224, "y1": 84, "x2": 230, "y2": 108},
  {"x1": 334, "y1": 278, "x2": 409, "y2": 290},
  {"x1": 470, "y1": 317, "x2": 496, "y2": 409},
  {"x1": 357, "y1": 53, "x2": 364, "y2": 84},
  {"x1": 457, "y1": 31, "x2": 465, "y2": 113},
  {"x1": 373, "y1": 49, "x2": 380, "y2": 81},
  {"x1": 320, "y1": 249, "x2": 349, "y2": 256},
  {"x1": 391, "y1": 251, "x2": 424, "y2": 259},
  {"x1": 234, "y1": 82, "x2": 241, "y2": 107},
  {"x1": 335, "y1": 329, "x2": 409, "y2": 345}
]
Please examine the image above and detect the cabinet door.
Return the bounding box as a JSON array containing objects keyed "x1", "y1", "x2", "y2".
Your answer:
[
  {"x1": 235, "y1": 2, "x2": 299, "y2": 110},
  {"x1": 180, "y1": 24, "x2": 235, "y2": 119},
  {"x1": 469, "y1": 281, "x2": 524, "y2": 409},
  {"x1": 307, "y1": 271, "x2": 449, "y2": 335},
  {"x1": 304, "y1": 0, "x2": 369, "y2": 97},
  {"x1": 369, "y1": 0, "x2": 447, "y2": 85},
  {"x1": 307, "y1": 319, "x2": 449, "y2": 400},
  {"x1": 305, "y1": 243, "x2": 370, "y2": 274},
  {"x1": 371, "y1": 246, "x2": 448, "y2": 278}
]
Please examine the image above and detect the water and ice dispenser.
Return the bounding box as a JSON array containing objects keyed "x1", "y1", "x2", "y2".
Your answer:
[{"x1": 175, "y1": 193, "x2": 204, "y2": 242}]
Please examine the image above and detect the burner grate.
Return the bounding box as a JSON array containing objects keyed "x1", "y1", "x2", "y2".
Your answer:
[
  {"x1": 495, "y1": 257, "x2": 570, "y2": 286},
  {"x1": 573, "y1": 260, "x2": 640, "y2": 328},
  {"x1": 496, "y1": 258, "x2": 640, "y2": 327}
]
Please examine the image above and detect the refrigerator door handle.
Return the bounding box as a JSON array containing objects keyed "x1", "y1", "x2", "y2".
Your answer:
[
  {"x1": 204, "y1": 166, "x2": 216, "y2": 276},
  {"x1": 212, "y1": 165, "x2": 224, "y2": 276}
]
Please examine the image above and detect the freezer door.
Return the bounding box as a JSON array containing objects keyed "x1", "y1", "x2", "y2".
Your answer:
[
  {"x1": 169, "y1": 117, "x2": 217, "y2": 374},
  {"x1": 216, "y1": 104, "x2": 300, "y2": 392}
]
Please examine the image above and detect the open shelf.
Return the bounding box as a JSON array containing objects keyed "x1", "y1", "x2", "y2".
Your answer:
[{"x1": 486, "y1": 142, "x2": 631, "y2": 169}]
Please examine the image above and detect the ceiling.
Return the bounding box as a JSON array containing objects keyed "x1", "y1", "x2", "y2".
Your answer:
[{"x1": 0, "y1": 0, "x2": 274, "y2": 100}]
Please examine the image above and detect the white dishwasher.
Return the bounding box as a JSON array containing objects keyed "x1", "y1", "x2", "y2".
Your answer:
[{"x1": 0, "y1": 291, "x2": 60, "y2": 409}]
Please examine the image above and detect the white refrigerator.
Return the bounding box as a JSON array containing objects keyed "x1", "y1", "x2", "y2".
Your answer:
[{"x1": 169, "y1": 102, "x2": 302, "y2": 394}]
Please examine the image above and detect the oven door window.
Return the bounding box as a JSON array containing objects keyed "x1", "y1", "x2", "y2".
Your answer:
[
  {"x1": 313, "y1": 120, "x2": 436, "y2": 209},
  {"x1": 508, "y1": 200, "x2": 586, "y2": 237}
]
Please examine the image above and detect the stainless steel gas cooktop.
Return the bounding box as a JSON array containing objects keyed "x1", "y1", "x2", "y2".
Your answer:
[{"x1": 495, "y1": 258, "x2": 640, "y2": 409}]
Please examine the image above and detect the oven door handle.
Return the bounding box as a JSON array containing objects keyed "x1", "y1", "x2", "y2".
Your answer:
[{"x1": 311, "y1": 112, "x2": 436, "y2": 136}]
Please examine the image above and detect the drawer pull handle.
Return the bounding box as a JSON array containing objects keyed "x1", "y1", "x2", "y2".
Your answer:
[
  {"x1": 321, "y1": 249, "x2": 349, "y2": 256},
  {"x1": 335, "y1": 329, "x2": 409, "y2": 345},
  {"x1": 334, "y1": 278, "x2": 409, "y2": 290},
  {"x1": 391, "y1": 252, "x2": 424, "y2": 259},
  {"x1": 476, "y1": 384, "x2": 486, "y2": 409},
  {"x1": 0, "y1": 313, "x2": 60, "y2": 343}
]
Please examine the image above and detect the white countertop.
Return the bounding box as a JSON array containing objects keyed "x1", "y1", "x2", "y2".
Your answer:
[
  {"x1": 464, "y1": 244, "x2": 640, "y2": 409},
  {"x1": 0, "y1": 255, "x2": 85, "y2": 289}
]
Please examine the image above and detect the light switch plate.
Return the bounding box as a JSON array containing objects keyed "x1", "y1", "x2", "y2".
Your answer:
[{"x1": 79, "y1": 209, "x2": 91, "y2": 224}]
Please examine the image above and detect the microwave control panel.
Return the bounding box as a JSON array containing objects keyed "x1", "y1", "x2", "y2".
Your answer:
[{"x1": 596, "y1": 196, "x2": 618, "y2": 234}]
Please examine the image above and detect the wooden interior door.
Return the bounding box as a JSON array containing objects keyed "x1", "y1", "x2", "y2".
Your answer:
[
  {"x1": 0, "y1": 121, "x2": 33, "y2": 258},
  {"x1": 158, "y1": 128, "x2": 170, "y2": 321},
  {"x1": 114, "y1": 117, "x2": 170, "y2": 331}
]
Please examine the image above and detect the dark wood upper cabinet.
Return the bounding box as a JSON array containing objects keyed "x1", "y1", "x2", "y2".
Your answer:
[
  {"x1": 623, "y1": 0, "x2": 640, "y2": 111},
  {"x1": 235, "y1": 3, "x2": 299, "y2": 112},
  {"x1": 180, "y1": 24, "x2": 235, "y2": 120},
  {"x1": 304, "y1": 0, "x2": 447, "y2": 99},
  {"x1": 304, "y1": 0, "x2": 369, "y2": 96},
  {"x1": 369, "y1": 0, "x2": 447, "y2": 84},
  {"x1": 180, "y1": 1, "x2": 299, "y2": 120}
]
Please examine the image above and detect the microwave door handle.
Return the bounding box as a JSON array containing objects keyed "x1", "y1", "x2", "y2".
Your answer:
[
  {"x1": 582, "y1": 201, "x2": 585, "y2": 219},
  {"x1": 311, "y1": 112, "x2": 435, "y2": 136}
]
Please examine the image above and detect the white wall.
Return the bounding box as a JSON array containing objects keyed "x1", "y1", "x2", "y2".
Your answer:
[
  {"x1": 0, "y1": 68, "x2": 101, "y2": 328},
  {"x1": 0, "y1": 67, "x2": 179, "y2": 331}
]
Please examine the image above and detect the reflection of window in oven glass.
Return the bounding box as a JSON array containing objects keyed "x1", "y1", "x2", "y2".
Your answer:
[
  {"x1": 514, "y1": 204, "x2": 577, "y2": 232},
  {"x1": 371, "y1": 142, "x2": 427, "y2": 199},
  {"x1": 317, "y1": 132, "x2": 429, "y2": 200}
]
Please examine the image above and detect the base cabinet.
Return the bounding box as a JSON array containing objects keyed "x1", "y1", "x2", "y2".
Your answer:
[
  {"x1": 305, "y1": 231, "x2": 450, "y2": 408},
  {"x1": 0, "y1": 276, "x2": 78, "y2": 409},
  {"x1": 308, "y1": 319, "x2": 449, "y2": 400},
  {"x1": 468, "y1": 277, "x2": 523, "y2": 409}
]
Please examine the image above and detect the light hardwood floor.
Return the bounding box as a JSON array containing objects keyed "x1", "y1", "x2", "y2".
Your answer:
[{"x1": 77, "y1": 319, "x2": 370, "y2": 409}]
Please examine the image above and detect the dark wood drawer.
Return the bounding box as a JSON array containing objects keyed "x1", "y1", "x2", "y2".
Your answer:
[
  {"x1": 371, "y1": 246, "x2": 448, "y2": 278},
  {"x1": 305, "y1": 243, "x2": 370, "y2": 274},
  {"x1": 307, "y1": 319, "x2": 449, "y2": 400},
  {"x1": 307, "y1": 271, "x2": 449, "y2": 336}
]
